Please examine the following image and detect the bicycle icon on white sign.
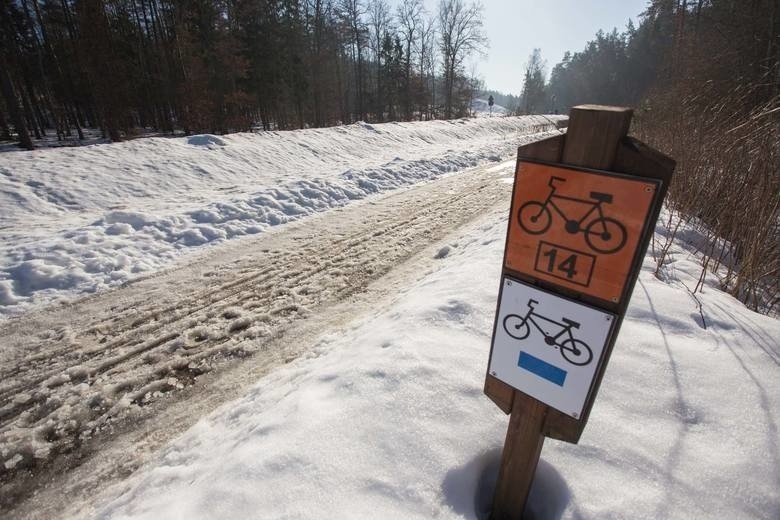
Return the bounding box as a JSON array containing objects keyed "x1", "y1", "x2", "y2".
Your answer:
[{"x1": 502, "y1": 299, "x2": 594, "y2": 366}]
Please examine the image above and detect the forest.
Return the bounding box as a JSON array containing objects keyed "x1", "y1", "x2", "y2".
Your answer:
[
  {"x1": 530, "y1": 0, "x2": 778, "y2": 314},
  {"x1": 1, "y1": 0, "x2": 778, "y2": 312},
  {"x1": 0, "y1": 0, "x2": 487, "y2": 145}
]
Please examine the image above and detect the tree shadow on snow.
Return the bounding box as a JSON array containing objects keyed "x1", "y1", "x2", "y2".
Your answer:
[{"x1": 442, "y1": 448, "x2": 579, "y2": 519}]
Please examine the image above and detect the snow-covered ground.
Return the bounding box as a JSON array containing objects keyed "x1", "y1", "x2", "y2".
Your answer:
[
  {"x1": 82, "y1": 203, "x2": 779, "y2": 520},
  {"x1": 1, "y1": 156, "x2": 522, "y2": 500},
  {"x1": 1, "y1": 116, "x2": 777, "y2": 519},
  {"x1": 0, "y1": 116, "x2": 559, "y2": 317}
]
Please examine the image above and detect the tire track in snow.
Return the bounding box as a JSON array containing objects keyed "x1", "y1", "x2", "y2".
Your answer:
[{"x1": 0, "y1": 156, "x2": 518, "y2": 516}]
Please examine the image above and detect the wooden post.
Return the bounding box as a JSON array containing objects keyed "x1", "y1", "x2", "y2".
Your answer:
[
  {"x1": 491, "y1": 394, "x2": 548, "y2": 519},
  {"x1": 562, "y1": 105, "x2": 633, "y2": 169},
  {"x1": 490, "y1": 105, "x2": 635, "y2": 519}
]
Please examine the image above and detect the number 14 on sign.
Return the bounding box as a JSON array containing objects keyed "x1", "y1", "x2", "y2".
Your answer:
[{"x1": 534, "y1": 242, "x2": 595, "y2": 288}]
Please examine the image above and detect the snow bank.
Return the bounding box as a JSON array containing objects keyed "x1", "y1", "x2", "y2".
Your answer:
[
  {"x1": 0, "y1": 116, "x2": 562, "y2": 317},
  {"x1": 90, "y1": 208, "x2": 779, "y2": 519}
]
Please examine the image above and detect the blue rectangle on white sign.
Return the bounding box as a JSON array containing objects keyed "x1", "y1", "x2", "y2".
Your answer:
[{"x1": 518, "y1": 351, "x2": 567, "y2": 387}]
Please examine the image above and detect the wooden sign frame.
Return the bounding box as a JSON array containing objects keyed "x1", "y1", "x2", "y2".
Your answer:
[
  {"x1": 487, "y1": 106, "x2": 675, "y2": 519},
  {"x1": 485, "y1": 106, "x2": 675, "y2": 443}
]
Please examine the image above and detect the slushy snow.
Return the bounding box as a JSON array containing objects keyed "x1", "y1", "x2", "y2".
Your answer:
[
  {"x1": 1, "y1": 115, "x2": 776, "y2": 520},
  {"x1": 87, "y1": 207, "x2": 779, "y2": 520}
]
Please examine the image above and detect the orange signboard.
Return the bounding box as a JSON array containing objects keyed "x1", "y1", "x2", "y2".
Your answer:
[{"x1": 506, "y1": 160, "x2": 658, "y2": 303}]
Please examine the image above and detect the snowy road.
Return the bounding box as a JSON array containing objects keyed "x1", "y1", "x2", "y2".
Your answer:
[
  {"x1": 3, "y1": 119, "x2": 777, "y2": 520},
  {"x1": 1, "y1": 156, "x2": 519, "y2": 518},
  {"x1": 0, "y1": 117, "x2": 561, "y2": 317}
]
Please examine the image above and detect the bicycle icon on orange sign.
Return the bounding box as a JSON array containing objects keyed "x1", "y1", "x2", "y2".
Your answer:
[
  {"x1": 502, "y1": 299, "x2": 593, "y2": 366},
  {"x1": 517, "y1": 176, "x2": 627, "y2": 254}
]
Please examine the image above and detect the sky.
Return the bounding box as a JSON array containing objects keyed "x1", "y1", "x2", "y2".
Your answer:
[{"x1": 406, "y1": 0, "x2": 650, "y2": 95}]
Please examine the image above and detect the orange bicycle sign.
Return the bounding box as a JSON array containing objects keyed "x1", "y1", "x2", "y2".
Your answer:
[{"x1": 506, "y1": 160, "x2": 659, "y2": 303}]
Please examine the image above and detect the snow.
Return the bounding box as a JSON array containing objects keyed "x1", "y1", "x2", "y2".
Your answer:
[
  {"x1": 0, "y1": 116, "x2": 561, "y2": 318},
  {"x1": 0, "y1": 157, "x2": 522, "y2": 492},
  {"x1": 1, "y1": 114, "x2": 777, "y2": 519},
  {"x1": 86, "y1": 205, "x2": 779, "y2": 519}
]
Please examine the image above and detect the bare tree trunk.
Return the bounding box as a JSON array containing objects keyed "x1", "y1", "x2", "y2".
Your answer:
[
  {"x1": 0, "y1": 109, "x2": 10, "y2": 140},
  {"x1": 0, "y1": 62, "x2": 34, "y2": 149}
]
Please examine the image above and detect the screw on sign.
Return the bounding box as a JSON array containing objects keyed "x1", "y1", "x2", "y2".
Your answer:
[{"x1": 484, "y1": 105, "x2": 675, "y2": 520}]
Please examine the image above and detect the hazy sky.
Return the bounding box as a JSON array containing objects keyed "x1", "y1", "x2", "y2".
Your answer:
[{"x1": 395, "y1": 0, "x2": 650, "y2": 95}]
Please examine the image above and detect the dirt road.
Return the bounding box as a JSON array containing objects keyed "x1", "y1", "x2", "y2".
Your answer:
[{"x1": 0, "y1": 156, "x2": 521, "y2": 519}]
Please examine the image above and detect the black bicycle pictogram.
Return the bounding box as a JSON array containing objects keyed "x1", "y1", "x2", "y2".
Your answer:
[
  {"x1": 518, "y1": 176, "x2": 627, "y2": 254},
  {"x1": 502, "y1": 299, "x2": 593, "y2": 366}
]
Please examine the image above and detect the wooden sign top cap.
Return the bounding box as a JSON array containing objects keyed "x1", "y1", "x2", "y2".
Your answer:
[
  {"x1": 572, "y1": 104, "x2": 633, "y2": 113},
  {"x1": 563, "y1": 106, "x2": 634, "y2": 170}
]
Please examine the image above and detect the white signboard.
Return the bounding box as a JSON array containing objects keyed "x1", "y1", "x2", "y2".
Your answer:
[{"x1": 488, "y1": 277, "x2": 616, "y2": 418}]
